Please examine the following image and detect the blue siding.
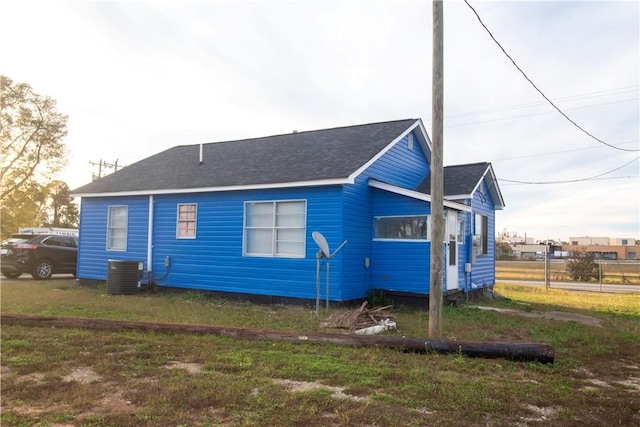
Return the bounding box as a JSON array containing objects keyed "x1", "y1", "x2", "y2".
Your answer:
[
  {"x1": 470, "y1": 180, "x2": 496, "y2": 287},
  {"x1": 457, "y1": 209, "x2": 473, "y2": 291},
  {"x1": 370, "y1": 189, "x2": 431, "y2": 294},
  {"x1": 77, "y1": 196, "x2": 149, "y2": 279},
  {"x1": 76, "y1": 129, "x2": 496, "y2": 301},
  {"x1": 148, "y1": 187, "x2": 343, "y2": 300},
  {"x1": 365, "y1": 132, "x2": 430, "y2": 190},
  {"x1": 339, "y1": 131, "x2": 431, "y2": 299}
]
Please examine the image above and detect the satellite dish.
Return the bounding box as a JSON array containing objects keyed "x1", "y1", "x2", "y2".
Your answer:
[
  {"x1": 312, "y1": 231, "x2": 348, "y2": 314},
  {"x1": 312, "y1": 231, "x2": 330, "y2": 258}
]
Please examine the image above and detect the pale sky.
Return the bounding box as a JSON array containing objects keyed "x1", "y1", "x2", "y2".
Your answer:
[{"x1": 2, "y1": 0, "x2": 638, "y2": 243}]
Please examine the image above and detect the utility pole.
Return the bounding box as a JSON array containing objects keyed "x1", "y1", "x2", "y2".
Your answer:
[
  {"x1": 89, "y1": 159, "x2": 123, "y2": 180},
  {"x1": 429, "y1": 0, "x2": 444, "y2": 339}
]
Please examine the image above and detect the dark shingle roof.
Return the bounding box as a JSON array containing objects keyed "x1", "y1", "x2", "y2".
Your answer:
[
  {"x1": 417, "y1": 162, "x2": 490, "y2": 197},
  {"x1": 72, "y1": 119, "x2": 419, "y2": 195},
  {"x1": 416, "y1": 162, "x2": 505, "y2": 209}
]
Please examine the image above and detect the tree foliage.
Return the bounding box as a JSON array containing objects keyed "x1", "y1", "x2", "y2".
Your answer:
[
  {"x1": 42, "y1": 180, "x2": 78, "y2": 228},
  {"x1": 1, "y1": 76, "x2": 76, "y2": 238},
  {"x1": 495, "y1": 241, "x2": 514, "y2": 260},
  {"x1": 1, "y1": 75, "x2": 68, "y2": 201},
  {"x1": 565, "y1": 248, "x2": 600, "y2": 282}
]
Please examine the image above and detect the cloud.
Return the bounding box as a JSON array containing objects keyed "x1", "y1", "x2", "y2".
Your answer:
[{"x1": 1, "y1": 0, "x2": 637, "y2": 241}]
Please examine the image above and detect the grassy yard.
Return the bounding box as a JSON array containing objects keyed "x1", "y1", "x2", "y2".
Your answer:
[
  {"x1": 1, "y1": 278, "x2": 639, "y2": 426},
  {"x1": 496, "y1": 260, "x2": 640, "y2": 284}
]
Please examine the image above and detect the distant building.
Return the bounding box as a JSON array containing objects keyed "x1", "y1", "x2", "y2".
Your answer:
[
  {"x1": 508, "y1": 243, "x2": 637, "y2": 260},
  {"x1": 570, "y1": 236, "x2": 611, "y2": 246},
  {"x1": 611, "y1": 238, "x2": 636, "y2": 246},
  {"x1": 569, "y1": 237, "x2": 636, "y2": 246}
]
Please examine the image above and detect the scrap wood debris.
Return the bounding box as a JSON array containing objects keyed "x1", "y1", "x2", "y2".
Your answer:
[{"x1": 321, "y1": 301, "x2": 395, "y2": 331}]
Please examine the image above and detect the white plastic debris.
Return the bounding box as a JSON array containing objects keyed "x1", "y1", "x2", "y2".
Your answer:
[{"x1": 354, "y1": 318, "x2": 397, "y2": 335}]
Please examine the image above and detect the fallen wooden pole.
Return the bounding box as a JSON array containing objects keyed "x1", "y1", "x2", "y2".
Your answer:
[{"x1": 1, "y1": 313, "x2": 554, "y2": 363}]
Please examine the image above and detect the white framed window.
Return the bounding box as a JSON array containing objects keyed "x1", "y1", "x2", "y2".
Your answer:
[
  {"x1": 457, "y1": 220, "x2": 465, "y2": 244},
  {"x1": 474, "y1": 213, "x2": 488, "y2": 255},
  {"x1": 177, "y1": 203, "x2": 197, "y2": 239},
  {"x1": 107, "y1": 205, "x2": 128, "y2": 251},
  {"x1": 374, "y1": 215, "x2": 429, "y2": 241},
  {"x1": 244, "y1": 200, "x2": 306, "y2": 257}
]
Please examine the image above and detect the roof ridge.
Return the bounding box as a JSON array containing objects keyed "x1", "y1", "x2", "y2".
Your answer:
[{"x1": 179, "y1": 118, "x2": 418, "y2": 147}]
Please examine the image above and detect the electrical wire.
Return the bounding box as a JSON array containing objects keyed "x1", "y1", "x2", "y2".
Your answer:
[
  {"x1": 448, "y1": 86, "x2": 639, "y2": 119},
  {"x1": 446, "y1": 98, "x2": 638, "y2": 129},
  {"x1": 463, "y1": 0, "x2": 640, "y2": 152},
  {"x1": 498, "y1": 156, "x2": 639, "y2": 185}
]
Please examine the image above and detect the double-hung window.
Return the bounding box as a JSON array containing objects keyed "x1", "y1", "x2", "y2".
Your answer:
[
  {"x1": 177, "y1": 203, "x2": 197, "y2": 238},
  {"x1": 244, "y1": 200, "x2": 306, "y2": 257},
  {"x1": 107, "y1": 206, "x2": 128, "y2": 251}
]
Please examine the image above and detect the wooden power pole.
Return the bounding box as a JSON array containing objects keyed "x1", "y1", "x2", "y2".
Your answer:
[{"x1": 429, "y1": 0, "x2": 444, "y2": 339}]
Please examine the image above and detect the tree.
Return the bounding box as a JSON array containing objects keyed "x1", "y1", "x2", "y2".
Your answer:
[
  {"x1": 0, "y1": 179, "x2": 46, "y2": 238},
  {"x1": 42, "y1": 180, "x2": 78, "y2": 228},
  {"x1": 1, "y1": 75, "x2": 68, "y2": 202},
  {"x1": 496, "y1": 241, "x2": 514, "y2": 260},
  {"x1": 565, "y1": 248, "x2": 599, "y2": 282}
]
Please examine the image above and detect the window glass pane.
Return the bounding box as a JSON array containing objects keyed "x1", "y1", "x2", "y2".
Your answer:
[
  {"x1": 457, "y1": 221, "x2": 465, "y2": 244},
  {"x1": 374, "y1": 216, "x2": 428, "y2": 240},
  {"x1": 246, "y1": 229, "x2": 273, "y2": 254},
  {"x1": 277, "y1": 241, "x2": 304, "y2": 255},
  {"x1": 246, "y1": 202, "x2": 274, "y2": 227},
  {"x1": 107, "y1": 206, "x2": 127, "y2": 250}
]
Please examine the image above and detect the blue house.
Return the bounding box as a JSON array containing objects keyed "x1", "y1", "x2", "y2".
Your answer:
[{"x1": 72, "y1": 119, "x2": 504, "y2": 304}]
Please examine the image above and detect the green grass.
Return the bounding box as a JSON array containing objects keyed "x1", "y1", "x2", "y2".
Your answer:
[
  {"x1": 496, "y1": 260, "x2": 640, "y2": 284},
  {"x1": 1, "y1": 278, "x2": 639, "y2": 426}
]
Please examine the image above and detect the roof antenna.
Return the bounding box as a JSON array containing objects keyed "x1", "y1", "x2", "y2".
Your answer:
[{"x1": 199, "y1": 143, "x2": 204, "y2": 165}]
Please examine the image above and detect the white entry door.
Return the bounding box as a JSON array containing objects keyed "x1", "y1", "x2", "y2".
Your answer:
[{"x1": 446, "y1": 211, "x2": 459, "y2": 291}]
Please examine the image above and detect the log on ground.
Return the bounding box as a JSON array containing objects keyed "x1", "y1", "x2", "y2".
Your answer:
[{"x1": 1, "y1": 313, "x2": 555, "y2": 363}]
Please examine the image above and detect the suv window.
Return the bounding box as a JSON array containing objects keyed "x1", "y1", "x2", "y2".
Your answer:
[{"x1": 42, "y1": 236, "x2": 77, "y2": 248}]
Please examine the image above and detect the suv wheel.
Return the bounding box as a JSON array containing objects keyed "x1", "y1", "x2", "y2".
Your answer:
[
  {"x1": 32, "y1": 260, "x2": 54, "y2": 280},
  {"x1": 2, "y1": 271, "x2": 21, "y2": 279}
]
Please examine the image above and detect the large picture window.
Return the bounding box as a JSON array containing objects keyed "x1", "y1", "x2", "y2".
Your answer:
[
  {"x1": 177, "y1": 203, "x2": 197, "y2": 239},
  {"x1": 107, "y1": 206, "x2": 128, "y2": 251},
  {"x1": 374, "y1": 215, "x2": 429, "y2": 241},
  {"x1": 244, "y1": 200, "x2": 306, "y2": 257}
]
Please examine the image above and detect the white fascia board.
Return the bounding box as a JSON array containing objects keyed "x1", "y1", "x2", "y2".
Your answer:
[
  {"x1": 73, "y1": 178, "x2": 350, "y2": 198},
  {"x1": 347, "y1": 119, "x2": 429, "y2": 182},
  {"x1": 369, "y1": 180, "x2": 472, "y2": 212},
  {"x1": 486, "y1": 165, "x2": 506, "y2": 210},
  {"x1": 413, "y1": 119, "x2": 432, "y2": 158},
  {"x1": 469, "y1": 164, "x2": 506, "y2": 210}
]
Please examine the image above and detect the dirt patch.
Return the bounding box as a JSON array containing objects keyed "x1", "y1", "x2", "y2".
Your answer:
[
  {"x1": 520, "y1": 404, "x2": 560, "y2": 422},
  {"x1": 63, "y1": 366, "x2": 101, "y2": 384},
  {"x1": 164, "y1": 361, "x2": 204, "y2": 373},
  {"x1": 273, "y1": 378, "x2": 369, "y2": 402},
  {"x1": 470, "y1": 306, "x2": 603, "y2": 327}
]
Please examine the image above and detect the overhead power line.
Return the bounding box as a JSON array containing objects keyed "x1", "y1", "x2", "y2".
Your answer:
[
  {"x1": 498, "y1": 156, "x2": 639, "y2": 185},
  {"x1": 448, "y1": 86, "x2": 639, "y2": 119},
  {"x1": 463, "y1": 0, "x2": 639, "y2": 153}
]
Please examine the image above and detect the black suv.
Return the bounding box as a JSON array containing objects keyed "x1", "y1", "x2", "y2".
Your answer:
[{"x1": 1, "y1": 234, "x2": 78, "y2": 279}]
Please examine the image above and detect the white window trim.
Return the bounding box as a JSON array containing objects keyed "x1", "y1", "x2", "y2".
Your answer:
[
  {"x1": 373, "y1": 215, "x2": 430, "y2": 242},
  {"x1": 107, "y1": 205, "x2": 128, "y2": 251},
  {"x1": 176, "y1": 203, "x2": 197, "y2": 239},
  {"x1": 243, "y1": 200, "x2": 307, "y2": 258}
]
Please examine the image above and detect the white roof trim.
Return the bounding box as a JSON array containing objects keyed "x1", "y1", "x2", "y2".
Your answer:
[
  {"x1": 73, "y1": 178, "x2": 350, "y2": 198},
  {"x1": 469, "y1": 164, "x2": 505, "y2": 210},
  {"x1": 347, "y1": 119, "x2": 429, "y2": 182},
  {"x1": 369, "y1": 179, "x2": 472, "y2": 212}
]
